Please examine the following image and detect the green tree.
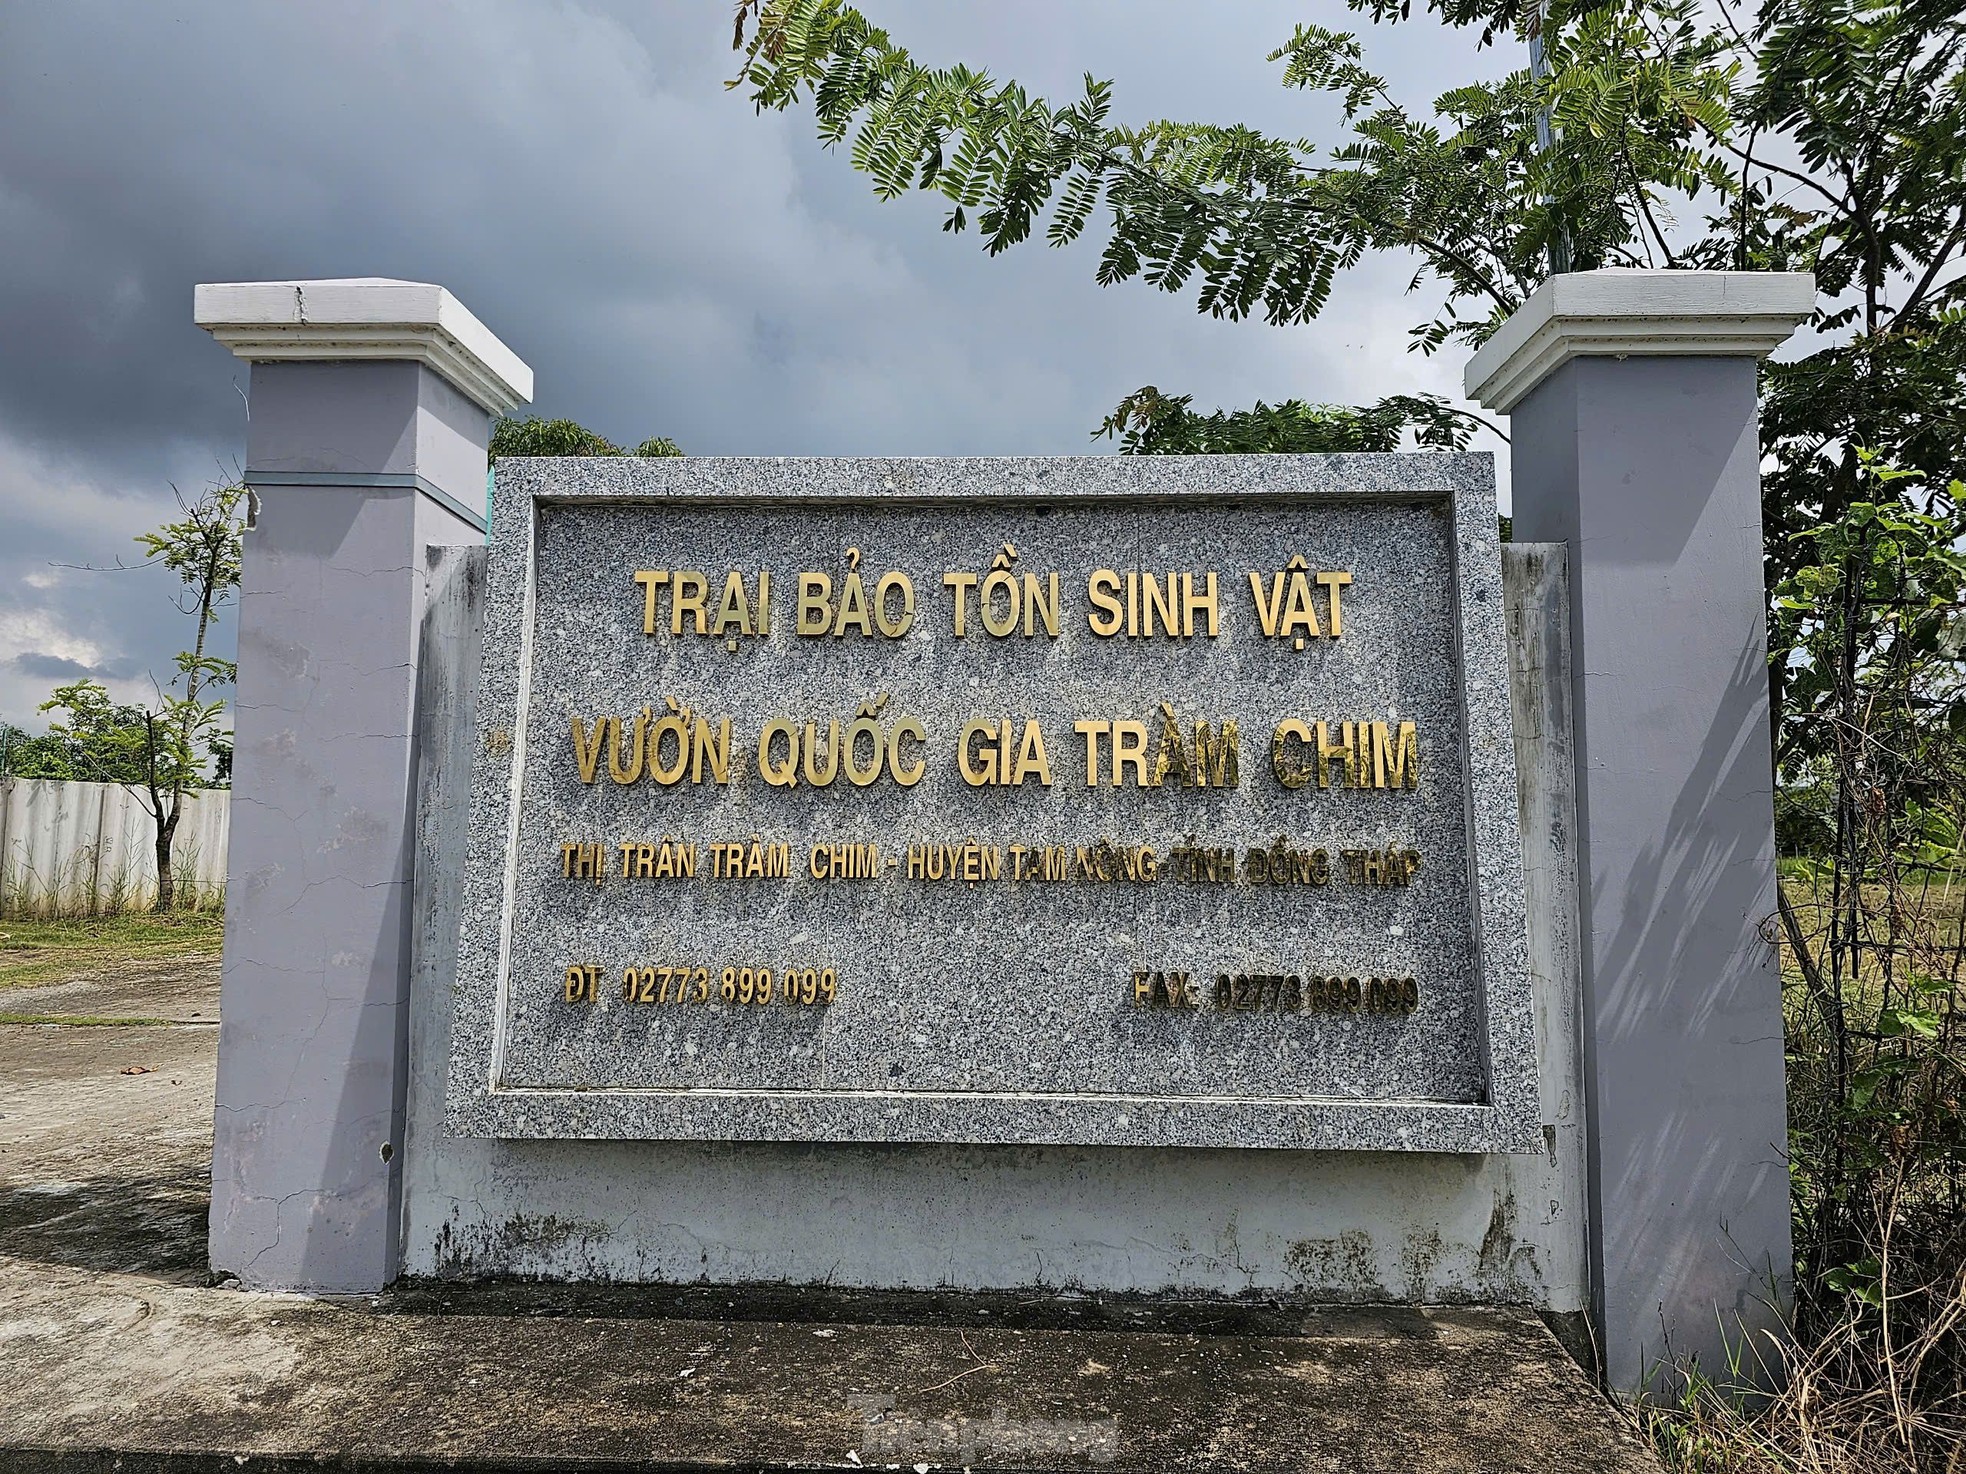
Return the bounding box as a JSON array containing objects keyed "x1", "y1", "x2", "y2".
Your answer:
[
  {"x1": 1097, "y1": 386, "x2": 1492, "y2": 454},
  {"x1": 0, "y1": 704, "x2": 151, "y2": 783},
  {"x1": 726, "y1": 0, "x2": 1739, "y2": 448},
  {"x1": 1761, "y1": 460, "x2": 1966, "y2": 1456},
  {"x1": 36, "y1": 484, "x2": 245, "y2": 911},
  {"x1": 731, "y1": 0, "x2": 1966, "y2": 1433},
  {"x1": 729, "y1": 0, "x2": 1966, "y2": 579},
  {"x1": 490, "y1": 415, "x2": 682, "y2": 461}
]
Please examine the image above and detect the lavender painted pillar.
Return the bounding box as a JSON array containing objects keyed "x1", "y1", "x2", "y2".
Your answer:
[
  {"x1": 195, "y1": 280, "x2": 531, "y2": 1291},
  {"x1": 1467, "y1": 270, "x2": 1814, "y2": 1389}
]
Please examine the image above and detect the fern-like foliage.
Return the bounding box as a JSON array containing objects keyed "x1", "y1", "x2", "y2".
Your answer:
[
  {"x1": 733, "y1": 1, "x2": 1351, "y2": 328},
  {"x1": 728, "y1": 0, "x2": 1966, "y2": 520},
  {"x1": 731, "y1": 0, "x2": 1739, "y2": 360}
]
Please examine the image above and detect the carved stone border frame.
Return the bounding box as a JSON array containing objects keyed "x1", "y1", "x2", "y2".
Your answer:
[{"x1": 444, "y1": 454, "x2": 1539, "y2": 1152}]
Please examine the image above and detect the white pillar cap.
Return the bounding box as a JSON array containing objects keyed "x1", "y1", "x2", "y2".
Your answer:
[
  {"x1": 1464, "y1": 269, "x2": 1814, "y2": 413},
  {"x1": 195, "y1": 278, "x2": 534, "y2": 416}
]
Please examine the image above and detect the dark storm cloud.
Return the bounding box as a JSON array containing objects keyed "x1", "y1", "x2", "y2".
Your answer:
[
  {"x1": 0, "y1": 1, "x2": 1493, "y2": 724},
  {"x1": 12, "y1": 652, "x2": 116, "y2": 680}
]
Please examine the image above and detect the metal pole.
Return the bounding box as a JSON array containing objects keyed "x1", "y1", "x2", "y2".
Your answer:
[{"x1": 1530, "y1": 3, "x2": 1573, "y2": 277}]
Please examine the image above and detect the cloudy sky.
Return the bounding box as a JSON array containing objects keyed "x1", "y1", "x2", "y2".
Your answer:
[{"x1": 0, "y1": 1, "x2": 1511, "y2": 730}]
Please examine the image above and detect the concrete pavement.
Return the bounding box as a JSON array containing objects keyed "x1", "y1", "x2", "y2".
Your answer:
[{"x1": 0, "y1": 957, "x2": 1661, "y2": 1473}]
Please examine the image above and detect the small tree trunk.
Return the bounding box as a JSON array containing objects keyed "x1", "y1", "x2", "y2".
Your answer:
[{"x1": 154, "y1": 811, "x2": 179, "y2": 913}]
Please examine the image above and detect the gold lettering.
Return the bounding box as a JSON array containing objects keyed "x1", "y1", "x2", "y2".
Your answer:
[
  {"x1": 1271, "y1": 719, "x2": 1312, "y2": 790},
  {"x1": 1072, "y1": 719, "x2": 1107, "y2": 786},
  {"x1": 958, "y1": 719, "x2": 999, "y2": 787},
  {"x1": 1148, "y1": 709, "x2": 1239, "y2": 789},
  {"x1": 1022, "y1": 573, "x2": 1060, "y2": 636},
  {"x1": 1112, "y1": 720, "x2": 1150, "y2": 788},
  {"x1": 843, "y1": 716, "x2": 884, "y2": 786},
  {"x1": 1194, "y1": 719, "x2": 1240, "y2": 788},
  {"x1": 710, "y1": 571, "x2": 752, "y2": 637},
  {"x1": 801, "y1": 719, "x2": 841, "y2": 786},
  {"x1": 980, "y1": 570, "x2": 1018, "y2": 637},
  {"x1": 1141, "y1": 573, "x2": 1177, "y2": 638},
  {"x1": 1153, "y1": 704, "x2": 1190, "y2": 789},
  {"x1": 608, "y1": 709, "x2": 647, "y2": 784},
  {"x1": 1317, "y1": 570, "x2": 1352, "y2": 637},
  {"x1": 1086, "y1": 571, "x2": 1123, "y2": 638},
  {"x1": 570, "y1": 716, "x2": 606, "y2": 785},
  {"x1": 1010, "y1": 719, "x2": 1052, "y2": 787},
  {"x1": 1249, "y1": 570, "x2": 1286, "y2": 637},
  {"x1": 887, "y1": 715, "x2": 926, "y2": 787},
  {"x1": 1373, "y1": 720, "x2": 1419, "y2": 789},
  {"x1": 1315, "y1": 721, "x2": 1356, "y2": 790},
  {"x1": 633, "y1": 570, "x2": 668, "y2": 634},
  {"x1": 671, "y1": 572, "x2": 708, "y2": 635},
  {"x1": 758, "y1": 717, "x2": 798, "y2": 788},
  {"x1": 1182, "y1": 572, "x2": 1219, "y2": 637},
  {"x1": 690, "y1": 717, "x2": 732, "y2": 785},
  {"x1": 873, "y1": 572, "x2": 916, "y2": 637},
  {"x1": 648, "y1": 708, "x2": 690, "y2": 785},
  {"x1": 834, "y1": 571, "x2": 873, "y2": 636},
  {"x1": 563, "y1": 843, "x2": 605, "y2": 881},
  {"x1": 943, "y1": 571, "x2": 978, "y2": 635},
  {"x1": 1280, "y1": 569, "x2": 1322, "y2": 640},
  {"x1": 797, "y1": 573, "x2": 832, "y2": 636}
]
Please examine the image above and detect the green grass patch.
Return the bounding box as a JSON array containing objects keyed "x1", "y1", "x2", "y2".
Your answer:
[
  {"x1": 0, "y1": 1012, "x2": 173, "y2": 1027},
  {"x1": 0, "y1": 911, "x2": 225, "y2": 990}
]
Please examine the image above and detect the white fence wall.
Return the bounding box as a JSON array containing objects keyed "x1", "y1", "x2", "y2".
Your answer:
[{"x1": 0, "y1": 777, "x2": 229, "y2": 916}]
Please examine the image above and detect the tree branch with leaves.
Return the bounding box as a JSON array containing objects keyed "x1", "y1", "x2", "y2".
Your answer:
[{"x1": 37, "y1": 483, "x2": 244, "y2": 912}]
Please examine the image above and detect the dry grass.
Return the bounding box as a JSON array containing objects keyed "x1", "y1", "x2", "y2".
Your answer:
[
  {"x1": 1637, "y1": 872, "x2": 1965, "y2": 1473},
  {"x1": 1633, "y1": 1273, "x2": 1966, "y2": 1473},
  {"x1": 0, "y1": 911, "x2": 225, "y2": 991}
]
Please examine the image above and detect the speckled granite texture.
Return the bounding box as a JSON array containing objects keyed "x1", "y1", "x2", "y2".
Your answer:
[{"x1": 445, "y1": 455, "x2": 1536, "y2": 1151}]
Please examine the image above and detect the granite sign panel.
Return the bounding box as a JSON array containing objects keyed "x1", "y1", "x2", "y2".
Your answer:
[{"x1": 446, "y1": 455, "x2": 1536, "y2": 1151}]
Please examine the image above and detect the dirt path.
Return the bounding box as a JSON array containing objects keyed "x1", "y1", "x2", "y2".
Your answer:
[
  {"x1": 0, "y1": 952, "x2": 218, "y2": 1283},
  {"x1": 1, "y1": 950, "x2": 221, "y2": 1022},
  {"x1": 0, "y1": 946, "x2": 1666, "y2": 1471}
]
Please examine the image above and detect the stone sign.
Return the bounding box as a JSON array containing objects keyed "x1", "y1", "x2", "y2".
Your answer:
[{"x1": 447, "y1": 454, "x2": 1535, "y2": 1150}]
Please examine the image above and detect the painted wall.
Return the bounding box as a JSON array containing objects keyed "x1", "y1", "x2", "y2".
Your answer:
[
  {"x1": 208, "y1": 360, "x2": 488, "y2": 1293},
  {"x1": 398, "y1": 544, "x2": 1592, "y2": 1320},
  {"x1": 0, "y1": 777, "x2": 228, "y2": 916},
  {"x1": 1509, "y1": 354, "x2": 1791, "y2": 1389}
]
